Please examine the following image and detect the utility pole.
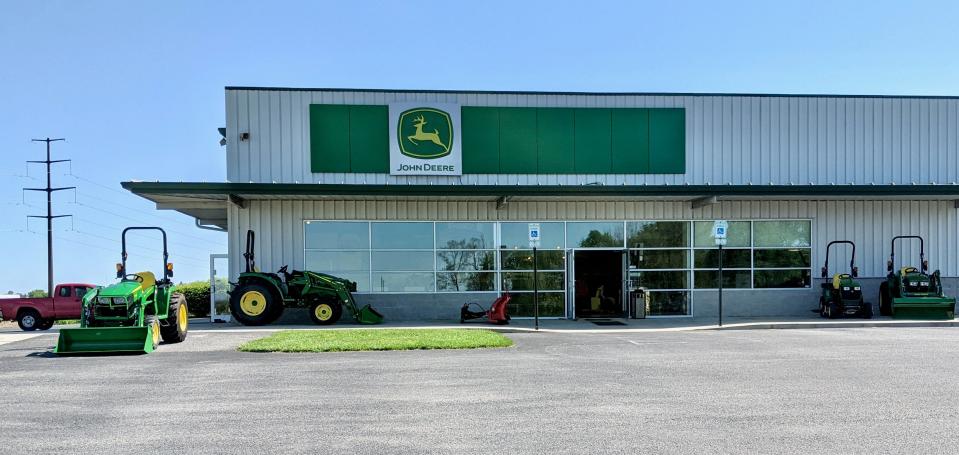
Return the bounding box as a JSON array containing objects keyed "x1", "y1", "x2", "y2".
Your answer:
[{"x1": 24, "y1": 138, "x2": 73, "y2": 297}]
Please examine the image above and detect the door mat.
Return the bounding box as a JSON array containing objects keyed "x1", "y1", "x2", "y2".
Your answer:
[{"x1": 589, "y1": 320, "x2": 627, "y2": 326}]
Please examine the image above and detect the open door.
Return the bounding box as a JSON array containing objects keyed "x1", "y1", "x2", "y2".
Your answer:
[
  {"x1": 210, "y1": 254, "x2": 230, "y2": 322},
  {"x1": 573, "y1": 249, "x2": 626, "y2": 319}
]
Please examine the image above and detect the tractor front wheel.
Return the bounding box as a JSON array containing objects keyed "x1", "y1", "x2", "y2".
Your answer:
[
  {"x1": 879, "y1": 282, "x2": 891, "y2": 316},
  {"x1": 818, "y1": 297, "x2": 827, "y2": 318},
  {"x1": 146, "y1": 315, "x2": 160, "y2": 351},
  {"x1": 230, "y1": 284, "x2": 279, "y2": 326},
  {"x1": 160, "y1": 293, "x2": 189, "y2": 343},
  {"x1": 309, "y1": 300, "x2": 343, "y2": 325}
]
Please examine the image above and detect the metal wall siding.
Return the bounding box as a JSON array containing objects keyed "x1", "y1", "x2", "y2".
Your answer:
[
  {"x1": 225, "y1": 90, "x2": 959, "y2": 186},
  {"x1": 228, "y1": 199, "x2": 959, "y2": 279}
]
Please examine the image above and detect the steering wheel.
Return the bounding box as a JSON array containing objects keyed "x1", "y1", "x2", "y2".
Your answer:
[
  {"x1": 278, "y1": 265, "x2": 292, "y2": 280},
  {"x1": 124, "y1": 274, "x2": 144, "y2": 283}
]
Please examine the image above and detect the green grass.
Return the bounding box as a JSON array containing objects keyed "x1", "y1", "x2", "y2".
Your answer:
[
  {"x1": 55, "y1": 319, "x2": 80, "y2": 325},
  {"x1": 237, "y1": 329, "x2": 514, "y2": 353}
]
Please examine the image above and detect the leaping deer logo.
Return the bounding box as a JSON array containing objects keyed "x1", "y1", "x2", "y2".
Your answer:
[{"x1": 407, "y1": 114, "x2": 447, "y2": 149}]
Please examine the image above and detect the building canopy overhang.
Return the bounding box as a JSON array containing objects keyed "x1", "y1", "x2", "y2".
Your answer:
[{"x1": 122, "y1": 181, "x2": 959, "y2": 230}]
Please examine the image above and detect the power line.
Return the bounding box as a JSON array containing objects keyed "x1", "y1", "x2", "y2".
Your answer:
[
  {"x1": 73, "y1": 216, "x2": 221, "y2": 254},
  {"x1": 69, "y1": 229, "x2": 208, "y2": 265},
  {"x1": 66, "y1": 175, "x2": 208, "y2": 229},
  {"x1": 72, "y1": 201, "x2": 224, "y2": 248}
]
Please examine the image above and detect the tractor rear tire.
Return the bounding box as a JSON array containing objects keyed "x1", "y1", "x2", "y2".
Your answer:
[
  {"x1": 146, "y1": 315, "x2": 160, "y2": 351},
  {"x1": 160, "y1": 293, "x2": 189, "y2": 344},
  {"x1": 230, "y1": 284, "x2": 280, "y2": 326},
  {"x1": 879, "y1": 282, "x2": 891, "y2": 316},
  {"x1": 37, "y1": 318, "x2": 55, "y2": 330},
  {"x1": 309, "y1": 300, "x2": 343, "y2": 325},
  {"x1": 17, "y1": 309, "x2": 41, "y2": 331},
  {"x1": 264, "y1": 298, "x2": 285, "y2": 325}
]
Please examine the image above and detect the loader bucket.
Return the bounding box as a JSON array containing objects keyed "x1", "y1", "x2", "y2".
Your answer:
[
  {"x1": 891, "y1": 297, "x2": 957, "y2": 320},
  {"x1": 55, "y1": 326, "x2": 156, "y2": 355},
  {"x1": 355, "y1": 304, "x2": 384, "y2": 325}
]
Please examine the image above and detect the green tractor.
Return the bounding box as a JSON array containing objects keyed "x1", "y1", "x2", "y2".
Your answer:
[
  {"x1": 879, "y1": 235, "x2": 956, "y2": 320},
  {"x1": 229, "y1": 230, "x2": 383, "y2": 326},
  {"x1": 55, "y1": 227, "x2": 189, "y2": 354},
  {"x1": 818, "y1": 240, "x2": 872, "y2": 319}
]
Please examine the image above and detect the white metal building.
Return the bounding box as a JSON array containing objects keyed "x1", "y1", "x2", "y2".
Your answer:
[{"x1": 126, "y1": 87, "x2": 959, "y2": 321}]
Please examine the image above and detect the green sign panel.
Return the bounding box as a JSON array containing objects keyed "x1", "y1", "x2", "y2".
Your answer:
[
  {"x1": 397, "y1": 108, "x2": 454, "y2": 159},
  {"x1": 310, "y1": 104, "x2": 685, "y2": 174}
]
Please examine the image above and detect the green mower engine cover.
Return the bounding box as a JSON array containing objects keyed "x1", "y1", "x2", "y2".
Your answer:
[{"x1": 820, "y1": 274, "x2": 871, "y2": 318}]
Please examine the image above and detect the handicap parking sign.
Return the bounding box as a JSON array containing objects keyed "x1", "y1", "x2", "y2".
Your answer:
[{"x1": 528, "y1": 223, "x2": 541, "y2": 248}]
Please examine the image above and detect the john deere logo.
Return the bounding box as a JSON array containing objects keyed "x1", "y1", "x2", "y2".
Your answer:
[{"x1": 398, "y1": 108, "x2": 453, "y2": 159}]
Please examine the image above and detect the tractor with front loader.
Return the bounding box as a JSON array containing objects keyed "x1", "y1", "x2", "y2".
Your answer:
[
  {"x1": 879, "y1": 235, "x2": 956, "y2": 320},
  {"x1": 55, "y1": 227, "x2": 189, "y2": 354},
  {"x1": 229, "y1": 230, "x2": 383, "y2": 326},
  {"x1": 818, "y1": 240, "x2": 872, "y2": 319}
]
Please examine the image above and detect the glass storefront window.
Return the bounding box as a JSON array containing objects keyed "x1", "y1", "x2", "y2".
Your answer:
[
  {"x1": 302, "y1": 219, "x2": 812, "y2": 315},
  {"x1": 501, "y1": 250, "x2": 565, "y2": 271},
  {"x1": 500, "y1": 222, "x2": 564, "y2": 249},
  {"x1": 629, "y1": 249, "x2": 687, "y2": 269},
  {"x1": 693, "y1": 221, "x2": 750, "y2": 247},
  {"x1": 754, "y1": 269, "x2": 811, "y2": 288},
  {"x1": 628, "y1": 270, "x2": 688, "y2": 290},
  {"x1": 627, "y1": 221, "x2": 689, "y2": 248},
  {"x1": 693, "y1": 270, "x2": 753, "y2": 289},
  {"x1": 437, "y1": 272, "x2": 495, "y2": 292},
  {"x1": 372, "y1": 251, "x2": 434, "y2": 271},
  {"x1": 371, "y1": 272, "x2": 434, "y2": 292},
  {"x1": 503, "y1": 272, "x2": 565, "y2": 291},
  {"x1": 371, "y1": 222, "x2": 433, "y2": 249},
  {"x1": 753, "y1": 221, "x2": 811, "y2": 247},
  {"x1": 754, "y1": 249, "x2": 811, "y2": 268},
  {"x1": 647, "y1": 291, "x2": 690, "y2": 316},
  {"x1": 305, "y1": 221, "x2": 369, "y2": 249},
  {"x1": 694, "y1": 249, "x2": 751, "y2": 268},
  {"x1": 566, "y1": 222, "x2": 624, "y2": 248},
  {"x1": 437, "y1": 251, "x2": 495, "y2": 272},
  {"x1": 507, "y1": 292, "x2": 565, "y2": 317},
  {"x1": 304, "y1": 250, "x2": 370, "y2": 272},
  {"x1": 435, "y1": 222, "x2": 494, "y2": 249}
]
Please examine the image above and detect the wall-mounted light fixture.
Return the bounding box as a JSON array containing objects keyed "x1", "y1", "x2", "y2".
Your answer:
[{"x1": 240, "y1": 132, "x2": 250, "y2": 141}]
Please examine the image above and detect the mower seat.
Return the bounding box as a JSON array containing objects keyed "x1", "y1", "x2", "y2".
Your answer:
[
  {"x1": 901, "y1": 266, "x2": 918, "y2": 276},
  {"x1": 134, "y1": 271, "x2": 156, "y2": 296},
  {"x1": 832, "y1": 274, "x2": 850, "y2": 290}
]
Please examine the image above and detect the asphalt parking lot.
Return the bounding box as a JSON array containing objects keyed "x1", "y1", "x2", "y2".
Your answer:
[{"x1": 2, "y1": 327, "x2": 959, "y2": 454}]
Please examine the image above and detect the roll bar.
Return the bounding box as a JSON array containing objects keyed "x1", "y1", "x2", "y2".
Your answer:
[
  {"x1": 821, "y1": 240, "x2": 857, "y2": 278},
  {"x1": 117, "y1": 227, "x2": 172, "y2": 281},
  {"x1": 888, "y1": 235, "x2": 927, "y2": 273},
  {"x1": 244, "y1": 229, "x2": 256, "y2": 273}
]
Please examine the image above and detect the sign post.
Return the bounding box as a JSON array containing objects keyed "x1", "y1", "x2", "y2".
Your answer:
[
  {"x1": 528, "y1": 223, "x2": 541, "y2": 331},
  {"x1": 712, "y1": 220, "x2": 728, "y2": 327}
]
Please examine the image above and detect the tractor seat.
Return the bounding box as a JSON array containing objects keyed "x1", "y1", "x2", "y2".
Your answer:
[
  {"x1": 901, "y1": 266, "x2": 918, "y2": 276},
  {"x1": 134, "y1": 271, "x2": 156, "y2": 295},
  {"x1": 832, "y1": 274, "x2": 850, "y2": 290}
]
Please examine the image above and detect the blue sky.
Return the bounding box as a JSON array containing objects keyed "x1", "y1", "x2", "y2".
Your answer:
[{"x1": 1, "y1": 0, "x2": 957, "y2": 293}]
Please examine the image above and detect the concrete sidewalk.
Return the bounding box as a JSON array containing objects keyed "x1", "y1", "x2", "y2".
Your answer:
[{"x1": 187, "y1": 315, "x2": 959, "y2": 334}]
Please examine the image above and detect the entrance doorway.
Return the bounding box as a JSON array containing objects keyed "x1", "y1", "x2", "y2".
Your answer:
[{"x1": 573, "y1": 250, "x2": 624, "y2": 318}]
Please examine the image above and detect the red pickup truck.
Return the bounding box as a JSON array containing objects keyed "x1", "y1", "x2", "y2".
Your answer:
[{"x1": 0, "y1": 283, "x2": 96, "y2": 331}]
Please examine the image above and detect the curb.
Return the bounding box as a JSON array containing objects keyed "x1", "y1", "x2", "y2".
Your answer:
[{"x1": 186, "y1": 319, "x2": 959, "y2": 335}]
